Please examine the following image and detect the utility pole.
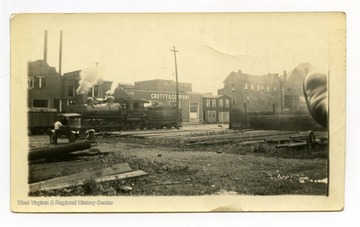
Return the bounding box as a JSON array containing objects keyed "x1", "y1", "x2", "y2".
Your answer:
[
  {"x1": 59, "y1": 30, "x2": 63, "y2": 75},
  {"x1": 44, "y1": 30, "x2": 48, "y2": 62},
  {"x1": 170, "y1": 46, "x2": 180, "y2": 130}
]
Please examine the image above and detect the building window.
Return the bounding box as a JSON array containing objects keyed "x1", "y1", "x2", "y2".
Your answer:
[
  {"x1": 169, "y1": 101, "x2": 180, "y2": 108},
  {"x1": 219, "y1": 99, "x2": 223, "y2": 108},
  {"x1": 88, "y1": 85, "x2": 100, "y2": 97},
  {"x1": 274, "y1": 86, "x2": 277, "y2": 92},
  {"x1": 261, "y1": 85, "x2": 264, "y2": 91},
  {"x1": 190, "y1": 102, "x2": 198, "y2": 113},
  {"x1": 245, "y1": 83, "x2": 248, "y2": 90},
  {"x1": 225, "y1": 99, "x2": 229, "y2": 108},
  {"x1": 268, "y1": 97, "x2": 271, "y2": 104},
  {"x1": 246, "y1": 96, "x2": 250, "y2": 105},
  {"x1": 206, "y1": 99, "x2": 211, "y2": 107},
  {"x1": 251, "y1": 84, "x2": 254, "y2": 91},
  {"x1": 232, "y1": 84, "x2": 236, "y2": 92},
  {"x1": 94, "y1": 85, "x2": 99, "y2": 97},
  {"x1": 32, "y1": 77, "x2": 47, "y2": 88},
  {"x1": 32, "y1": 99, "x2": 48, "y2": 108},
  {"x1": 34, "y1": 77, "x2": 40, "y2": 88},
  {"x1": 257, "y1": 84, "x2": 260, "y2": 91},
  {"x1": 212, "y1": 99, "x2": 216, "y2": 107},
  {"x1": 40, "y1": 77, "x2": 47, "y2": 88},
  {"x1": 68, "y1": 85, "x2": 75, "y2": 97},
  {"x1": 28, "y1": 77, "x2": 34, "y2": 89},
  {"x1": 232, "y1": 98, "x2": 236, "y2": 104},
  {"x1": 267, "y1": 86, "x2": 270, "y2": 92}
]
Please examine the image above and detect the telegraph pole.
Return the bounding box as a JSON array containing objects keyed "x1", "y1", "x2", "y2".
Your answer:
[{"x1": 170, "y1": 46, "x2": 180, "y2": 130}]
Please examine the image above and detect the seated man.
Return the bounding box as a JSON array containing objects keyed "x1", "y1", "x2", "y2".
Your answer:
[{"x1": 54, "y1": 117, "x2": 64, "y2": 145}]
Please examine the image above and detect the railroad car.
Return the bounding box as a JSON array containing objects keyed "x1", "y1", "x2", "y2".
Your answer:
[
  {"x1": 229, "y1": 108, "x2": 249, "y2": 130},
  {"x1": 146, "y1": 105, "x2": 182, "y2": 129},
  {"x1": 28, "y1": 108, "x2": 58, "y2": 134},
  {"x1": 229, "y1": 108, "x2": 323, "y2": 131}
]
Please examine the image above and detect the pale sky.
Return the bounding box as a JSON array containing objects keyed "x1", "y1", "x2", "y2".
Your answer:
[{"x1": 11, "y1": 13, "x2": 344, "y2": 94}]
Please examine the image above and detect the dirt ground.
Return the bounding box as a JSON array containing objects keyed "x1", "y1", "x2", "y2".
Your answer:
[
  {"x1": 28, "y1": 125, "x2": 328, "y2": 196},
  {"x1": 97, "y1": 139, "x2": 327, "y2": 195}
]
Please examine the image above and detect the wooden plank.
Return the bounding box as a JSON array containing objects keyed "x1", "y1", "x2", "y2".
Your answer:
[
  {"x1": 96, "y1": 170, "x2": 148, "y2": 183},
  {"x1": 238, "y1": 140, "x2": 266, "y2": 146},
  {"x1": 287, "y1": 142, "x2": 307, "y2": 147},
  {"x1": 29, "y1": 160, "x2": 103, "y2": 183},
  {"x1": 276, "y1": 142, "x2": 307, "y2": 148},
  {"x1": 29, "y1": 163, "x2": 133, "y2": 191},
  {"x1": 30, "y1": 170, "x2": 147, "y2": 191}
]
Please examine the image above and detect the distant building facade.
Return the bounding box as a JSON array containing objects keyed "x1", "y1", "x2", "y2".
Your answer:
[
  {"x1": 28, "y1": 60, "x2": 112, "y2": 111},
  {"x1": 282, "y1": 63, "x2": 313, "y2": 113},
  {"x1": 63, "y1": 70, "x2": 112, "y2": 106},
  {"x1": 134, "y1": 79, "x2": 192, "y2": 93},
  {"x1": 133, "y1": 79, "x2": 203, "y2": 123},
  {"x1": 28, "y1": 60, "x2": 63, "y2": 110},
  {"x1": 220, "y1": 70, "x2": 281, "y2": 113},
  {"x1": 202, "y1": 94, "x2": 232, "y2": 123}
]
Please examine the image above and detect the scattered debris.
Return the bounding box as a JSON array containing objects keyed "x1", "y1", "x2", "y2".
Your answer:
[{"x1": 119, "y1": 185, "x2": 133, "y2": 192}]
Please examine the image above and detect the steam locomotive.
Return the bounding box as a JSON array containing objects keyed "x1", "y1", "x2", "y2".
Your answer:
[{"x1": 28, "y1": 96, "x2": 182, "y2": 134}]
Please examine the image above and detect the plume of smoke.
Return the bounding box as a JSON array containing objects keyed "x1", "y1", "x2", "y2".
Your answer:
[
  {"x1": 107, "y1": 80, "x2": 120, "y2": 96},
  {"x1": 76, "y1": 66, "x2": 103, "y2": 95}
]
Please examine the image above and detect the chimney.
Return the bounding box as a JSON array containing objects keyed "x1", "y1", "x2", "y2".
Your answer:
[
  {"x1": 283, "y1": 70, "x2": 287, "y2": 81},
  {"x1": 238, "y1": 69, "x2": 242, "y2": 74},
  {"x1": 43, "y1": 30, "x2": 48, "y2": 62},
  {"x1": 59, "y1": 30, "x2": 63, "y2": 75}
]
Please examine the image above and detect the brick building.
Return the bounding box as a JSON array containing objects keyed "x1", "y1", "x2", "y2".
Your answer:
[
  {"x1": 202, "y1": 94, "x2": 232, "y2": 123},
  {"x1": 219, "y1": 70, "x2": 281, "y2": 113},
  {"x1": 28, "y1": 60, "x2": 112, "y2": 111},
  {"x1": 282, "y1": 63, "x2": 313, "y2": 113},
  {"x1": 63, "y1": 70, "x2": 112, "y2": 106},
  {"x1": 133, "y1": 79, "x2": 203, "y2": 123},
  {"x1": 134, "y1": 79, "x2": 192, "y2": 93},
  {"x1": 27, "y1": 60, "x2": 63, "y2": 110}
]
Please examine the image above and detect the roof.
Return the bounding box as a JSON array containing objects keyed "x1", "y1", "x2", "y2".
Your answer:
[
  {"x1": 202, "y1": 94, "x2": 232, "y2": 99},
  {"x1": 285, "y1": 62, "x2": 315, "y2": 81},
  {"x1": 28, "y1": 60, "x2": 60, "y2": 77},
  {"x1": 223, "y1": 71, "x2": 280, "y2": 84},
  {"x1": 134, "y1": 89, "x2": 202, "y2": 95}
]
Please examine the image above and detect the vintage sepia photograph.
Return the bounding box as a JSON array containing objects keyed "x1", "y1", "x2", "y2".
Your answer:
[{"x1": 10, "y1": 13, "x2": 345, "y2": 212}]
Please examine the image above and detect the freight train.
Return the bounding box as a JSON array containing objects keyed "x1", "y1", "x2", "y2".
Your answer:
[
  {"x1": 28, "y1": 97, "x2": 182, "y2": 134},
  {"x1": 229, "y1": 109, "x2": 324, "y2": 131}
]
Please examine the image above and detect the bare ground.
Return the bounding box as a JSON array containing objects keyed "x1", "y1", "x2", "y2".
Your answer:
[{"x1": 29, "y1": 130, "x2": 328, "y2": 196}]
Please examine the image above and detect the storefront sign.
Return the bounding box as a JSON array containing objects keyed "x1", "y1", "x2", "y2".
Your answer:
[{"x1": 150, "y1": 93, "x2": 190, "y2": 100}]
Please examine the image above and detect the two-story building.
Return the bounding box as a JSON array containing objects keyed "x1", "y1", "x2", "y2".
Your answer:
[
  {"x1": 202, "y1": 94, "x2": 232, "y2": 123},
  {"x1": 27, "y1": 60, "x2": 63, "y2": 110},
  {"x1": 28, "y1": 60, "x2": 113, "y2": 111}
]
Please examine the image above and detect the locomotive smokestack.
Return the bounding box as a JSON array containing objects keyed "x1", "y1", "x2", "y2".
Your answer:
[
  {"x1": 59, "y1": 30, "x2": 63, "y2": 75},
  {"x1": 43, "y1": 30, "x2": 48, "y2": 62}
]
